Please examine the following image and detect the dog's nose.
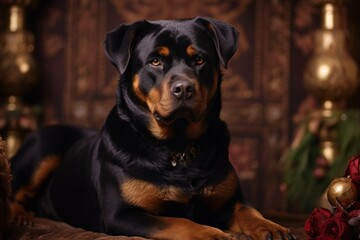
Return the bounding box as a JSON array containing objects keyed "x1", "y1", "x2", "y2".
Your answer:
[{"x1": 171, "y1": 80, "x2": 195, "y2": 99}]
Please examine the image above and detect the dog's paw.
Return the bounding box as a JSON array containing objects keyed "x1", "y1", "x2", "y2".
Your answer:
[
  {"x1": 10, "y1": 201, "x2": 34, "y2": 226},
  {"x1": 192, "y1": 227, "x2": 240, "y2": 240},
  {"x1": 155, "y1": 223, "x2": 241, "y2": 240},
  {"x1": 242, "y1": 218, "x2": 296, "y2": 240}
]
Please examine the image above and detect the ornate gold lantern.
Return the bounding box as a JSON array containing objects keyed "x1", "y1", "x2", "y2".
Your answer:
[
  {"x1": 0, "y1": 2, "x2": 38, "y2": 97},
  {"x1": 303, "y1": 0, "x2": 359, "y2": 165},
  {"x1": 0, "y1": 0, "x2": 39, "y2": 157}
]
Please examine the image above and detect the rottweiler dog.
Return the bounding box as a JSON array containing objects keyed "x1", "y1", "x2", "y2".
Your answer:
[{"x1": 9, "y1": 17, "x2": 295, "y2": 240}]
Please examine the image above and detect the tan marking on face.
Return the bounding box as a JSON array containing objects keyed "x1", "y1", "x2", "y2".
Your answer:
[
  {"x1": 146, "y1": 88, "x2": 161, "y2": 112},
  {"x1": 180, "y1": 80, "x2": 207, "y2": 139},
  {"x1": 202, "y1": 170, "x2": 238, "y2": 210},
  {"x1": 208, "y1": 71, "x2": 219, "y2": 99},
  {"x1": 186, "y1": 45, "x2": 197, "y2": 57},
  {"x1": 190, "y1": 78, "x2": 205, "y2": 112},
  {"x1": 144, "y1": 73, "x2": 209, "y2": 140},
  {"x1": 121, "y1": 179, "x2": 191, "y2": 214},
  {"x1": 149, "y1": 114, "x2": 172, "y2": 139},
  {"x1": 196, "y1": 83, "x2": 209, "y2": 117},
  {"x1": 158, "y1": 46, "x2": 170, "y2": 57},
  {"x1": 146, "y1": 81, "x2": 178, "y2": 139},
  {"x1": 132, "y1": 74, "x2": 147, "y2": 104},
  {"x1": 132, "y1": 74, "x2": 173, "y2": 139},
  {"x1": 150, "y1": 80, "x2": 176, "y2": 117}
]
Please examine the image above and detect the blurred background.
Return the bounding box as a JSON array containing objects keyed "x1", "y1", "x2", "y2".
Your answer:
[{"x1": 0, "y1": 0, "x2": 360, "y2": 215}]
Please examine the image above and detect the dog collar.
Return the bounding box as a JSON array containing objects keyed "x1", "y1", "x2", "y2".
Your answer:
[{"x1": 170, "y1": 143, "x2": 198, "y2": 167}]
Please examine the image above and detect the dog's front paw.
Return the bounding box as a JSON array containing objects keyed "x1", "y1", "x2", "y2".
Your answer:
[
  {"x1": 231, "y1": 204, "x2": 296, "y2": 240},
  {"x1": 152, "y1": 218, "x2": 242, "y2": 240},
  {"x1": 242, "y1": 218, "x2": 295, "y2": 240},
  {"x1": 193, "y1": 227, "x2": 241, "y2": 240}
]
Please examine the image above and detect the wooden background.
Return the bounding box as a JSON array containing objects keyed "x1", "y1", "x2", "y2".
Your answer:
[{"x1": 1, "y1": 0, "x2": 360, "y2": 214}]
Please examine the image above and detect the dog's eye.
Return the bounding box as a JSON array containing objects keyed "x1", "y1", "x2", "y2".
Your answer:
[
  {"x1": 195, "y1": 57, "x2": 205, "y2": 66},
  {"x1": 150, "y1": 58, "x2": 161, "y2": 67}
]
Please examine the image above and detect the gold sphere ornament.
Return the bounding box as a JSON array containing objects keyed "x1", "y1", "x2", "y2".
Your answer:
[{"x1": 327, "y1": 177, "x2": 358, "y2": 208}]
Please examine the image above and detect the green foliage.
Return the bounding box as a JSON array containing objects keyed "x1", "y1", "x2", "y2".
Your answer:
[{"x1": 285, "y1": 110, "x2": 360, "y2": 212}]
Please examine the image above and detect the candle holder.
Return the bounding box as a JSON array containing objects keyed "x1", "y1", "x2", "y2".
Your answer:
[
  {"x1": 303, "y1": 0, "x2": 359, "y2": 165},
  {"x1": 0, "y1": 0, "x2": 39, "y2": 157}
]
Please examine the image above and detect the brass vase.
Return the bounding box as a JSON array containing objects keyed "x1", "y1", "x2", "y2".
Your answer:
[
  {"x1": 0, "y1": 3, "x2": 38, "y2": 97},
  {"x1": 303, "y1": 1, "x2": 359, "y2": 165},
  {"x1": 0, "y1": 1, "x2": 39, "y2": 157}
]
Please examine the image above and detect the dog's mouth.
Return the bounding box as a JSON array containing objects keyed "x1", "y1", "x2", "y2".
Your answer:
[{"x1": 154, "y1": 108, "x2": 200, "y2": 125}]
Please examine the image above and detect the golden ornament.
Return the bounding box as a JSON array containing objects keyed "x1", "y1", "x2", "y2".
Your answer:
[
  {"x1": 303, "y1": 2, "x2": 359, "y2": 103},
  {"x1": 327, "y1": 177, "x2": 358, "y2": 208}
]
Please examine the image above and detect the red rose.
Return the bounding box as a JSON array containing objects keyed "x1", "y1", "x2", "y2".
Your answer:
[
  {"x1": 319, "y1": 209, "x2": 352, "y2": 240},
  {"x1": 305, "y1": 207, "x2": 353, "y2": 240},
  {"x1": 344, "y1": 155, "x2": 360, "y2": 191},
  {"x1": 305, "y1": 208, "x2": 332, "y2": 239}
]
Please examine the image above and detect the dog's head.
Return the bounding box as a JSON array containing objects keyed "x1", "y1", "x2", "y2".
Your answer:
[{"x1": 104, "y1": 17, "x2": 238, "y2": 140}]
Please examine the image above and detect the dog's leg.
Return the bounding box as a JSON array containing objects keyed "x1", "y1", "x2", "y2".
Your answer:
[
  {"x1": 149, "y1": 216, "x2": 240, "y2": 240},
  {"x1": 228, "y1": 203, "x2": 296, "y2": 240},
  {"x1": 10, "y1": 155, "x2": 60, "y2": 226},
  {"x1": 105, "y1": 213, "x2": 239, "y2": 240}
]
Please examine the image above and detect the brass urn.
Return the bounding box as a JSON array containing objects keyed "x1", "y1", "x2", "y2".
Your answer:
[
  {"x1": 0, "y1": 0, "x2": 39, "y2": 158},
  {"x1": 304, "y1": 1, "x2": 359, "y2": 105},
  {"x1": 0, "y1": 1, "x2": 38, "y2": 97},
  {"x1": 304, "y1": 1, "x2": 359, "y2": 165}
]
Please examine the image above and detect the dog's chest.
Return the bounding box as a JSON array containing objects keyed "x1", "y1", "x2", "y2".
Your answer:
[{"x1": 120, "y1": 171, "x2": 238, "y2": 215}]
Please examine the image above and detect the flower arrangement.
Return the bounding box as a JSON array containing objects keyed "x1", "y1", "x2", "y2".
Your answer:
[
  {"x1": 305, "y1": 155, "x2": 360, "y2": 239},
  {"x1": 285, "y1": 110, "x2": 360, "y2": 211}
]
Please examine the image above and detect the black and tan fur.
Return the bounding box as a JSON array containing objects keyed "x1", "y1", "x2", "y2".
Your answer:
[{"x1": 8, "y1": 17, "x2": 294, "y2": 240}]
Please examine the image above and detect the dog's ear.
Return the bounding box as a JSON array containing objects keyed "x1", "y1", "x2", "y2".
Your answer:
[
  {"x1": 195, "y1": 17, "x2": 239, "y2": 68},
  {"x1": 104, "y1": 21, "x2": 150, "y2": 74}
]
